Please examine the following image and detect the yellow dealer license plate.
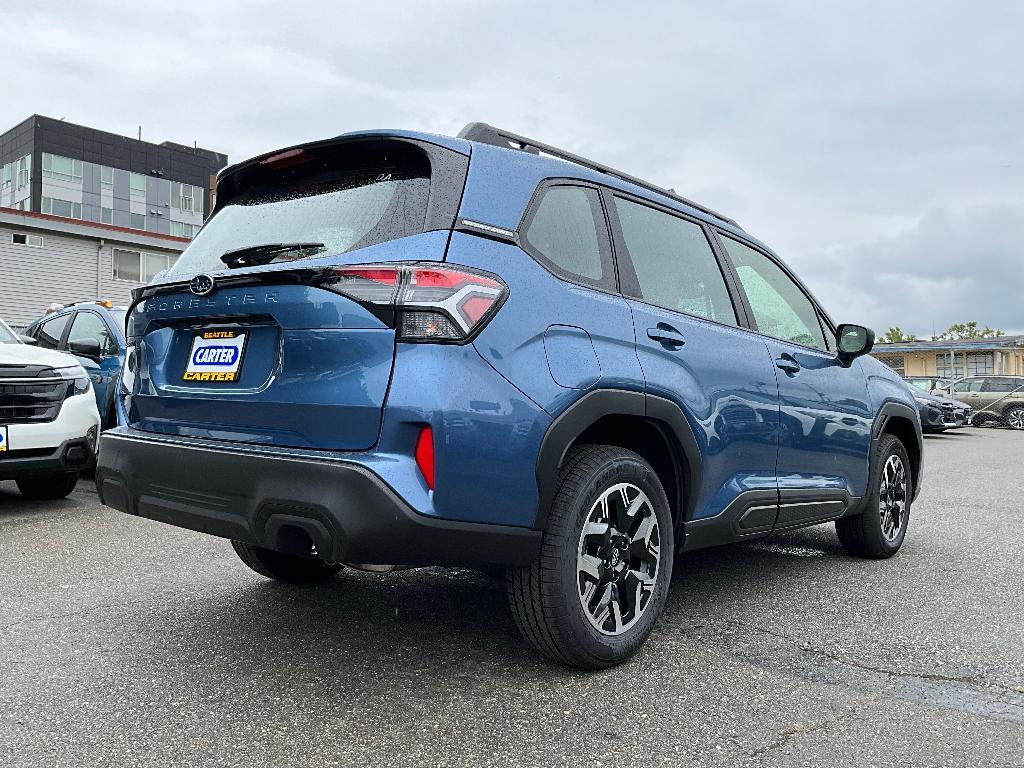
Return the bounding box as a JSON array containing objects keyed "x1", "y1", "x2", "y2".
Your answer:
[{"x1": 183, "y1": 330, "x2": 248, "y2": 383}]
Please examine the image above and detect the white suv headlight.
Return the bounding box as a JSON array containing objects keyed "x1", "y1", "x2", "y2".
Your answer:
[{"x1": 56, "y1": 365, "x2": 91, "y2": 396}]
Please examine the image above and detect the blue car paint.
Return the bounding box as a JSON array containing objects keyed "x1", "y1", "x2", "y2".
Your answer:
[
  {"x1": 129, "y1": 283, "x2": 395, "y2": 450},
  {"x1": 627, "y1": 299, "x2": 781, "y2": 520},
  {"x1": 764, "y1": 338, "x2": 874, "y2": 498},
  {"x1": 112, "y1": 126, "x2": 922, "y2": 537},
  {"x1": 23, "y1": 304, "x2": 127, "y2": 425},
  {"x1": 448, "y1": 232, "x2": 645, "y2": 417}
]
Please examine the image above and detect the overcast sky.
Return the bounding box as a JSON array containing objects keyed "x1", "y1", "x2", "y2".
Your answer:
[{"x1": 4, "y1": 1, "x2": 1021, "y2": 336}]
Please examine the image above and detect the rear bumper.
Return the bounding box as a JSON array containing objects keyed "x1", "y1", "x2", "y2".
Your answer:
[
  {"x1": 0, "y1": 436, "x2": 96, "y2": 480},
  {"x1": 95, "y1": 430, "x2": 541, "y2": 568}
]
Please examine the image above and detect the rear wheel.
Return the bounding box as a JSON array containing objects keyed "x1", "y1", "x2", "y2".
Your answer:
[
  {"x1": 16, "y1": 472, "x2": 79, "y2": 500},
  {"x1": 231, "y1": 541, "x2": 343, "y2": 584},
  {"x1": 836, "y1": 434, "x2": 912, "y2": 558},
  {"x1": 508, "y1": 445, "x2": 674, "y2": 669},
  {"x1": 1004, "y1": 405, "x2": 1024, "y2": 431}
]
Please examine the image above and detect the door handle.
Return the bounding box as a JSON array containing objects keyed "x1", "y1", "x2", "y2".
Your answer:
[
  {"x1": 647, "y1": 326, "x2": 686, "y2": 348},
  {"x1": 775, "y1": 356, "x2": 801, "y2": 375}
]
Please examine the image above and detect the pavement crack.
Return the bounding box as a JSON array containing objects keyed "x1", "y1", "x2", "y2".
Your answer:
[{"x1": 718, "y1": 619, "x2": 1021, "y2": 697}]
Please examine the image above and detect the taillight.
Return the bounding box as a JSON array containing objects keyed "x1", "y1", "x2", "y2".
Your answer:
[{"x1": 319, "y1": 263, "x2": 507, "y2": 342}]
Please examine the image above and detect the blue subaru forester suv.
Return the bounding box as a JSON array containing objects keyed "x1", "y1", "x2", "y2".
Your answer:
[{"x1": 96, "y1": 123, "x2": 923, "y2": 669}]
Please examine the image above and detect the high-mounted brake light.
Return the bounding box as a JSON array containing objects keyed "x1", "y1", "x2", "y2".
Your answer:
[
  {"x1": 259, "y1": 148, "x2": 314, "y2": 169},
  {"x1": 319, "y1": 263, "x2": 507, "y2": 343}
]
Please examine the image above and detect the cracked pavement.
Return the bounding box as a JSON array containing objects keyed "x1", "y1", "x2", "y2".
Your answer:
[{"x1": 1, "y1": 428, "x2": 1022, "y2": 766}]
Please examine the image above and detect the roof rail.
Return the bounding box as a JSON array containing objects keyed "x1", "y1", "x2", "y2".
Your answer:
[{"x1": 457, "y1": 122, "x2": 739, "y2": 228}]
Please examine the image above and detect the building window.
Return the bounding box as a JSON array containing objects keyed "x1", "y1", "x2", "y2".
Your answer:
[
  {"x1": 42, "y1": 153, "x2": 84, "y2": 182},
  {"x1": 101, "y1": 166, "x2": 114, "y2": 188},
  {"x1": 130, "y1": 213, "x2": 146, "y2": 230},
  {"x1": 113, "y1": 249, "x2": 142, "y2": 281},
  {"x1": 179, "y1": 183, "x2": 194, "y2": 212},
  {"x1": 1, "y1": 163, "x2": 10, "y2": 186},
  {"x1": 41, "y1": 196, "x2": 83, "y2": 219},
  {"x1": 967, "y1": 352, "x2": 994, "y2": 375},
  {"x1": 130, "y1": 173, "x2": 147, "y2": 196},
  {"x1": 874, "y1": 352, "x2": 906, "y2": 375},
  {"x1": 169, "y1": 221, "x2": 194, "y2": 238},
  {"x1": 16, "y1": 155, "x2": 30, "y2": 188},
  {"x1": 101, "y1": 207, "x2": 113, "y2": 225},
  {"x1": 936, "y1": 352, "x2": 994, "y2": 378},
  {"x1": 113, "y1": 249, "x2": 175, "y2": 283},
  {"x1": 12, "y1": 233, "x2": 44, "y2": 247}
]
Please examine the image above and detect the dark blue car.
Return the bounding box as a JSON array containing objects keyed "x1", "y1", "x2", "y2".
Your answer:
[
  {"x1": 23, "y1": 301, "x2": 127, "y2": 430},
  {"x1": 96, "y1": 124, "x2": 923, "y2": 668}
]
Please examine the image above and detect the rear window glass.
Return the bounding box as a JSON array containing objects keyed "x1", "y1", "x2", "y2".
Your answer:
[{"x1": 166, "y1": 141, "x2": 432, "y2": 278}]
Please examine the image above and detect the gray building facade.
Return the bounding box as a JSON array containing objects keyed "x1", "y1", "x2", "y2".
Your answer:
[
  {"x1": 0, "y1": 115, "x2": 227, "y2": 238},
  {"x1": 0, "y1": 116, "x2": 227, "y2": 327}
]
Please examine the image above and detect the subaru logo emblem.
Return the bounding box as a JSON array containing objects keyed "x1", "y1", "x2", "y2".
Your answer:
[{"x1": 190, "y1": 274, "x2": 215, "y2": 296}]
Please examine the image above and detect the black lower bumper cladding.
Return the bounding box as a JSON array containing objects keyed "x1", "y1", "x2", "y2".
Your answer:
[
  {"x1": 95, "y1": 431, "x2": 540, "y2": 568},
  {"x1": 0, "y1": 437, "x2": 95, "y2": 481}
]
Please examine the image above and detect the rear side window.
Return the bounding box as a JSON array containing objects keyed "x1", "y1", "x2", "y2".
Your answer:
[
  {"x1": 522, "y1": 185, "x2": 614, "y2": 291},
  {"x1": 36, "y1": 313, "x2": 70, "y2": 350},
  {"x1": 720, "y1": 236, "x2": 827, "y2": 350},
  {"x1": 166, "y1": 140, "x2": 439, "y2": 278},
  {"x1": 613, "y1": 197, "x2": 737, "y2": 325},
  {"x1": 953, "y1": 378, "x2": 982, "y2": 393}
]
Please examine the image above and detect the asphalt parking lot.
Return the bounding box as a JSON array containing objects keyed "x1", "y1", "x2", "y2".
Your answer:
[{"x1": 2, "y1": 429, "x2": 1022, "y2": 767}]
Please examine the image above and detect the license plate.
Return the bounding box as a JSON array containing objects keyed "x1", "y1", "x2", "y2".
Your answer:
[
  {"x1": 183, "y1": 330, "x2": 248, "y2": 383},
  {"x1": 0, "y1": 425, "x2": 8, "y2": 452}
]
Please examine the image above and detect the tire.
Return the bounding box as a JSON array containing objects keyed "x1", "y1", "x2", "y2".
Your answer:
[
  {"x1": 835, "y1": 433, "x2": 912, "y2": 559},
  {"x1": 1004, "y1": 405, "x2": 1024, "y2": 431},
  {"x1": 508, "y1": 444, "x2": 674, "y2": 669},
  {"x1": 231, "y1": 540, "x2": 343, "y2": 584},
  {"x1": 16, "y1": 472, "x2": 79, "y2": 500}
]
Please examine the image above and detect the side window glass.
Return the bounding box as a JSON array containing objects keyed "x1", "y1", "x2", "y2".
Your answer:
[
  {"x1": 953, "y1": 378, "x2": 981, "y2": 393},
  {"x1": 36, "y1": 313, "x2": 70, "y2": 350},
  {"x1": 523, "y1": 185, "x2": 613, "y2": 290},
  {"x1": 613, "y1": 197, "x2": 737, "y2": 325},
  {"x1": 68, "y1": 312, "x2": 118, "y2": 357},
  {"x1": 720, "y1": 236, "x2": 827, "y2": 350}
]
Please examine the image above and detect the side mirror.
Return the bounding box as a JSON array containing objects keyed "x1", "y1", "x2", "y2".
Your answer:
[
  {"x1": 18, "y1": 334, "x2": 37, "y2": 345},
  {"x1": 68, "y1": 338, "x2": 103, "y2": 360},
  {"x1": 836, "y1": 324, "x2": 874, "y2": 367}
]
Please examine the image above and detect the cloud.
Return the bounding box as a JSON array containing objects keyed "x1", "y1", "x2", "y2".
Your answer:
[
  {"x1": 2, "y1": 0, "x2": 1021, "y2": 333},
  {"x1": 799, "y1": 205, "x2": 1024, "y2": 335}
]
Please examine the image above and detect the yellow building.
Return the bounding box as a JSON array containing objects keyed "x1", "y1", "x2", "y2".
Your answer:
[{"x1": 872, "y1": 336, "x2": 1024, "y2": 379}]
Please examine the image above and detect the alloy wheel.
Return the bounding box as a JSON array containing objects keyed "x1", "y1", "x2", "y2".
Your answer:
[
  {"x1": 1006, "y1": 407, "x2": 1024, "y2": 430},
  {"x1": 576, "y1": 482, "x2": 661, "y2": 636},
  {"x1": 878, "y1": 454, "x2": 908, "y2": 542}
]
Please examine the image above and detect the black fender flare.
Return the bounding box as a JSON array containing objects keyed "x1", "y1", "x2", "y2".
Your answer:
[
  {"x1": 869, "y1": 400, "x2": 924, "y2": 502},
  {"x1": 533, "y1": 389, "x2": 702, "y2": 530}
]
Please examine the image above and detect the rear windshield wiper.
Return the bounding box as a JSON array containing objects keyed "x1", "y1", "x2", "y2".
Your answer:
[{"x1": 220, "y1": 242, "x2": 326, "y2": 269}]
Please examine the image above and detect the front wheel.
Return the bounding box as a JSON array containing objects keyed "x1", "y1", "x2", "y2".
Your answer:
[
  {"x1": 1004, "y1": 405, "x2": 1024, "y2": 431},
  {"x1": 836, "y1": 433, "x2": 912, "y2": 558},
  {"x1": 16, "y1": 472, "x2": 79, "y2": 500},
  {"x1": 508, "y1": 445, "x2": 674, "y2": 669},
  {"x1": 231, "y1": 541, "x2": 343, "y2": 584}
]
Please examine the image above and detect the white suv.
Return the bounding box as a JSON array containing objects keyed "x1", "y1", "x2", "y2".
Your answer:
[{"x1": 0, "y1": 317, "x2": 101, "y2": 499}]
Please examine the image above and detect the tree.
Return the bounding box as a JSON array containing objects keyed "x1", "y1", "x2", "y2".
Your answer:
[
  {"x1": 880, "y1": 327, "x2": 917, "y2": 343},
  {"x1": 932, "y1": 322, "x2": 1005, "y2": 342}
]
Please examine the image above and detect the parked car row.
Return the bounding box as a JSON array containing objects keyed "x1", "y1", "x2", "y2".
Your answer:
[{"x1": 906, "y1": 374, "x2": 1024, "y2": 431}]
